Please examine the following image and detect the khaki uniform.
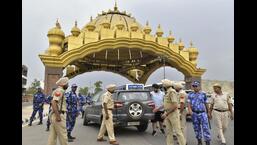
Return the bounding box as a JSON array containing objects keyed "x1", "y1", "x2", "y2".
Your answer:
[
  {"x1": 177, "y1": 89, "x2": 187, "y2": 143},
  {"x1": 47, "y1": 87, "x2": 68, "y2": 145},
  {"x1": 210, "y1": 92, "x2": 233, "y2": 144},
  {"x1": 97, "y1": 91, "x2": 116, "y2": 141},
  {"x1": 164, "y1": 87, "x2": 185, "y2": 145}
]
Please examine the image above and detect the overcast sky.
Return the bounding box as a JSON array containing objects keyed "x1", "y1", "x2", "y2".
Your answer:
[{"x1": 22, "y1": 0, "x2": 233, "y2": 91}]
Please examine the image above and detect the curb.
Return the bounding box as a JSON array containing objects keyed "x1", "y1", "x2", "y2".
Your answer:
[{"x1": 22, "y1": 112, "x2": 49, "y2": 126}]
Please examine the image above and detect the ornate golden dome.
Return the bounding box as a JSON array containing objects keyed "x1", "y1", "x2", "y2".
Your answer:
[
  {"x1": 47, "y1": 20, "x2": 65, "y2": 38},
  {"x1": 81, "y1": 3, "x2": 143, "y2": 32},
  {"x1": 71, "y1": 21, "x2": 80, "y2": 36},
  {"x1": 178, "y1": 38, "x2": 185, "y2": 50},
  {"x1": 188, "y1": 41, "x2": 198, "y2": 53},
  {"x1": 143, "y1": 21, "x2": 152, "y2": 34},
  {"x1": 85, "y1": 16, "x2": 96, "y2": 31},
  {"x1": 156, "y1": 24, "x2": 164, "y2": 37},
  {"x1": 167, "y1": 30, "x2": 175, "y2": 43}
]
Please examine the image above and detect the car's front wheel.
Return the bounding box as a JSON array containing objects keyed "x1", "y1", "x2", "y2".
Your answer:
[
  {"x1": 83, "y1": 113, "x2": 90, "y2": 126},
  {"x1": 136, "y1": 122, "x2": 148, "y2": 132}
]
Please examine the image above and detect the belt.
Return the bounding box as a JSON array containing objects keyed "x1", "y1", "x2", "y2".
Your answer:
[
  {"x1": 178, "y1": 107, "x2": 186, "y2": 109},
  {"x1": 192, "y1": 110, "x2": 205, "y2": 114},
  {"x1": 59, "y1": 111, "x2": 66, "y2": 114},
  {"x1": 108, "y1": 108, "x2": 113, "y2": 110},
  {"x1": 214, "y1": 109, "x2": 228, "y2": 112}
]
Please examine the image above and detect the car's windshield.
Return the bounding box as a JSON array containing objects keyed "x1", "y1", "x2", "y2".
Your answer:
[{"x1": 118, "y1": 92, "x2": 149, "y2": 101}]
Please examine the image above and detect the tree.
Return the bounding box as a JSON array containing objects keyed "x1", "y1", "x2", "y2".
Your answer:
[
  {"x1": 25, "y1": 79, "x2": 41, "y2": 95},
  {"x1": 94, "y1": 81, "x2": 103, "y2": 95},
  {"x1": 79, "y1": 86, "x2": 89, "y2": 96}
]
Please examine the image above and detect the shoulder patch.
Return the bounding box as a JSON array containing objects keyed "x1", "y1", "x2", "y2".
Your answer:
[{"x1": 55, "y1": 91, "x2": 62, "y2": 97}]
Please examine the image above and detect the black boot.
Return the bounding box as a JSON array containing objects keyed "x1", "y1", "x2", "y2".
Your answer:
[
  {"x1": 68, "y1": 132, "x2": 76, "y2": 139},
  {"x1": 205, "y1": 141, "x2": 210, "y2": 145},
  {"x1": 67, "y1": 133, "x2": 74, "y2": 142},
  {"x1": 197, "y1": 139, "x2": 202, "y2": 145},
  {"x1": 28, "y1": 120, "x2": 32, "y2": 126},
  {"x1": 37, "y1": 121, "x2": 43, "y2": 125}
]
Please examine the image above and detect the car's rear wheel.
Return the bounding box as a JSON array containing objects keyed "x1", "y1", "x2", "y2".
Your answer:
[
  {"x1": 83, "y1": 113, "x2": 90, "y2": 126},
  {"x1": 136, "y1": 122, "x2": 148, "y2": 132}
]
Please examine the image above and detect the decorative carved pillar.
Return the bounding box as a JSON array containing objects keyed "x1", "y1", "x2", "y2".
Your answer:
[{"x1": 44, "y1": 67, "x2": 63, "y2": 95}]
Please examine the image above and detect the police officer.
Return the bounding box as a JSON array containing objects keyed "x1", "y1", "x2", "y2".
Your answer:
[
  {"x1": 209, "y1": 83, "x2": 233, "y2": 145},
  {"x1": 187, "y1": 81, "x2": 211, "y2": 145},
  {"x1": 174, "y1": 82, "x2": 188, "y2": 144},
  {"x1": 45, "y1": 88, "x2": 55, "y2": 131},
  {"x1": 28, "y1": 86, "x2": 45, "y2": 126},
  {"x1": 77, "y1": 93, "x2": 86, "y2": 118},
  {"x1": 86, "y1": 93, "x2": 93, "y2": 105},
  {"x1": 66, "y1": 84, "x2": 79, "y2": 142},
  {"x1": 97, "y1": 84, "x2": 119, "y2": 145},
  {"x1": 161, "y1": 79, "x2": 185, "y2": 145},
  {"x1": 47, "y1": 77, "x2": 69, "y2": 145}
]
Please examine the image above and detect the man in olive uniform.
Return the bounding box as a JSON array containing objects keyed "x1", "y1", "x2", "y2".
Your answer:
[
  {"x1": 161, "y1": 79, "x2": 186, "y2": 145},
  {"x1": 97, "y1": 84, "x2": 119, "y2": 145},
  {"x1": 174, "y1": 82, "x2": 188, "y2": 144},
  {"x1": 209, "y1": 83, "x2": 234, "y2": 145},
  {"x1": 47, "y1": 77, "x2": 69, "y2": 145}
]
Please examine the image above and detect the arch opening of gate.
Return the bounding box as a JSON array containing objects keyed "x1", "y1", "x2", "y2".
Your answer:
[{"x1": 39, "y1": 3, "x2": 206, "y2": 95}]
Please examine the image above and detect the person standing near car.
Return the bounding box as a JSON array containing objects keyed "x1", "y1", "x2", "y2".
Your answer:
[
  {"x1": 174, "y1": 82, "x2": 188, "y2": 144},
  {"x1": 151, "y1": 84, "x2": 165, "y2": 136},
  {"x1": 208, "y1": 83, "x2": 233, "y2": 145},
  {"x1": 77, "y1": 93, "x2": 86, "y2": 118},
  {"x1": 161, "y1": 79, "x2": 186, "y2": 145},
  {"x1": 66, "y1": 84, "x2": 79, "y2": 142},
  {"x1": 187, "y1": 81, "x2": 211, "y2": 145},
  {"x1": 97, "y1": 84, "x2": 119, "y2": 145}
]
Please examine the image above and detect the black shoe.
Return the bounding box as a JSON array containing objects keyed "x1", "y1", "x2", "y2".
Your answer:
[
  {"x1": 46, "y1": 128, "x2": 49, "y2": 131},
  {"x1": 28, "y1": 123, "x2": 32, "y2": 126},
  {"x1": 198, "y1": 139, "x2": 202, "y2": 145},
  {"x1": 152, "y1": 130, "x2": 157, "y2": 136},
  {"x1": 221, "y1": 143, "x2": 226, "y2": 145},
  {"x1": 160, "y1": 129, "x2": 165, "y2": 134},
  {"x1": 37, "y1": 122, "x2": 43, "y2": 125},
  {"x1": 205, "y1": 141, "x2": 210, "y2": 145},
  {"x1": 68, "y1": 138, "x2": 73, "y2": 142},
  {"x1": 69, "y1": 135, "x2": 76, "y2": 139}
]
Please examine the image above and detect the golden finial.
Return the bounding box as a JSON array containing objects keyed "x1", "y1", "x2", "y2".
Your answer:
[
  {"x1": 146, "y1": 20, "x2": 149, "y2": 26},
  {"x1": 190, "y1": 41, "x2": 193, "y2": 47},
  {"x1": 156, "y1": 24, "x2": 163, "y2": 37},
  {"x1": 168, "y1": 30, "x2": 175, "y2": 43},
  {"x1": 179, "y1": 38, "x2": 182, "y2": 42},
  {"x1": 75, "y1": 20, "x2": 77, "y2": 27},
  {"x1": 90, "y1": 16, "x2": 93, "y2": 22},
  {"x1": 56, "y1": 18, "x2": 61, "y2": 28},
  {"x1": 114, "y1": 0, "x2": 118, "y2": 11}
]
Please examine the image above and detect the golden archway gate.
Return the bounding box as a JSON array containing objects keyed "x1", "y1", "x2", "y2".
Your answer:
[{"x1": 39, "y1": 3, "x2": 206, "y2": 95}]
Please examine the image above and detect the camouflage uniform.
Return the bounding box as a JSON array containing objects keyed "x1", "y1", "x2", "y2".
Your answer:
[
  {"x1": 29, "y1": 91, "x2": 45, "y2": 125},
  {"x1": 188, "y1": 91, "x2": 211, "y2": 142}
]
